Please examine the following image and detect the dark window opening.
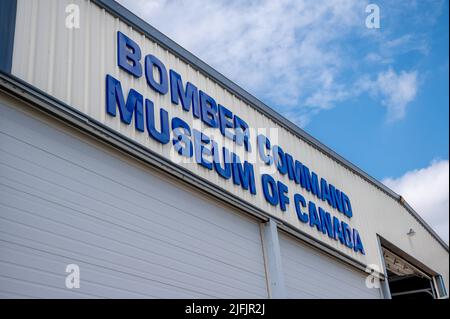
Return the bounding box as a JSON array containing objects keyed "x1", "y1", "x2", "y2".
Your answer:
[
  {"x1": 383, "y1": 248, "x2": 436, "y2": 299},
  {"x1": 388, "y1": 272, "x2": 435, "y2": 299}
]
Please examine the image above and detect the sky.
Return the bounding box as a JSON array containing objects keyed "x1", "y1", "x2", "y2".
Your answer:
[{"x1": 117, "y1": 0, "x2": 449, "y2": 243}]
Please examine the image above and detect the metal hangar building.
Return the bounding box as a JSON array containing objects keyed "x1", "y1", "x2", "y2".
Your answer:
[{"x1": 0, "y1": 0, "x2": 448, "y2": 299}]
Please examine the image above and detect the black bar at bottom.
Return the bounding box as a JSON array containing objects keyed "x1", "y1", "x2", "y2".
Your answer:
[{"x1": 0, "y1": 299, "x2": 447, "y2": 317}]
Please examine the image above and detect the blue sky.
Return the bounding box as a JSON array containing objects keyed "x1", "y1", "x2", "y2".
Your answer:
[
  {"x1": 306, "y1": 0, "x2": 449, "y2": 179},
  {"x1": 118, "y1": 0, "x2": 449, "y2": 242}
]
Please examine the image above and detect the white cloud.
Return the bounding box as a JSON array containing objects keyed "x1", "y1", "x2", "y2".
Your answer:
[
  {"x1": 357, "y1": 68, "x2": 418, "y2": 122},
  {"x1": 383, "y1": 34, "x2": 429, "y2": 57},
  {"x1": 376, "y1": 69, "x2": 418, "y2": 121},
  {"x1": 362, "y1": 33, "x2": 429, "y2": 66},
  {"x1": 116, "y1": 0, "x2": 429, "y2": 126},
  {"x1": 117, "y1": 0, "x2": 369, "y2": 126},
  {"x1": 383, "y1": 159, "x2": 449, "y2": 244}
]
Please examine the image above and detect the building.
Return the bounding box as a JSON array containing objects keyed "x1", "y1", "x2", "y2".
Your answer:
[{"x1": 0, "y1": 0, "x2": 448, "y2": 299}]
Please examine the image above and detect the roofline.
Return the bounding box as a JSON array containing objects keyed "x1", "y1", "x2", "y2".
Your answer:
[{"x1": 92, "y1": 0, "x2": 449, "y2": 251}]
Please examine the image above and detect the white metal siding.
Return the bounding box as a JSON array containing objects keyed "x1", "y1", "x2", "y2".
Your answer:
[
  {"x1": 279, "y1": 233, "x2": 381, "y2": 299},
  {"x1": 0, "y1": 100, "x2": 268, "y2": 298}
]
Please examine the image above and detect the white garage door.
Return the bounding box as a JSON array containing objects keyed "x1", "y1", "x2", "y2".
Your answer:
[
  {"x1": 279, "y1": 233, "x2": 381, "y2": 299},
  {"x1": 0, "y1": 99, "x2": 268, "y2": 298}
]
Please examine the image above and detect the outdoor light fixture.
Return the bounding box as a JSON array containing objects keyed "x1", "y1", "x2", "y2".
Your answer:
[{"x1": 407, "y1": 228, "x2": 416, "y2": 236}]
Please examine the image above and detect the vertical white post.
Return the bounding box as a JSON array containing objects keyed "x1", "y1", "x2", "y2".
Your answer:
[
  {"x1": 261, "y1": 218, "x2": 286, "y2": 298},
  {"x1": 376, "y1": 236, "x2": 392, "y2": 299}
]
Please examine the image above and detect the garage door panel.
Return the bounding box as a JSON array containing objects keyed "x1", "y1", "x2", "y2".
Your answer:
[
  {"x1": 0, "y1": 242, "x2": 255, "y2": 299},
  {"x1": 0, "y1": 197, "x2": 267, "y2": 296},
  {"x1": 280, "y1": 233, "x2": 380, "y2": 299},
  {"x1": 0, "y1": 205, "x2": 265, "y2": 298},
  {"x1": 1, "y1": 230, "x2": 258, "y2": 299},
  {"x1": 0, "y1": 276, "x2": 104, "y2": 299},
  {"x1": 284, "y1": 268, "x2": 362, "y2": 299},
  {"x1": 285, "y1": 283, "x2": 325, "y2": 299},
  {"x1": 282, "y1": 262, "x2": 352, "y2": 299},
  {"x1": 0, "y1": 244, "x2": 204, "y2": 299},
  {"x1": 0, "y1": 102, "x2": 268, "y2": 298},
  {"x1": 0, "y1": 259, "x2": 154, "y2": 299},
  {"x1": 0, "y1": 240, "x2": 230, "y2": 299},
  {"x1": 0, "y1": 289, "x2": 37, "y2": 299},
  {"x1": 281, "y1": 243, "x2": 373, "y2": 297},
  {"x1": 0, "y1": 192, "x2": 267, "y2": 295}
]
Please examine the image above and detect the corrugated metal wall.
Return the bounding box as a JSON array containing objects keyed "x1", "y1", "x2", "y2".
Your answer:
[{"x1": 9, "y1": 0, "x2": 449, "y2": 288}]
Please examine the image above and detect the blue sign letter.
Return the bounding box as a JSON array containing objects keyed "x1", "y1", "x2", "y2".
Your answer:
[
  {"x1": 200, "y1": 90, "x2": 218, "y2": 128},
  {"x1": 145, "y1": 99, "x2": 170, "y2": 144},
  {"x1": 106, "y1": 74, "x2": 144, "y2": 131},
  {"x1": 262, "y1": 174, "x2": 278, "y2": 206},
  {"x1": 169, "y1": 70, "x2": 200, "y2": 118},
  {"x1": 145, "y1": 54, "x2": 168, "y2": 95},
  {"x1": 117, "y1": 31, "x2": 142, "y2": 77}
]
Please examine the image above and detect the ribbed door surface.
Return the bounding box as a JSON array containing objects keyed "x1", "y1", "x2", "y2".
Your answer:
[{"x1": 279, "y1": 233, "x2": 381, "y2": 299}]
